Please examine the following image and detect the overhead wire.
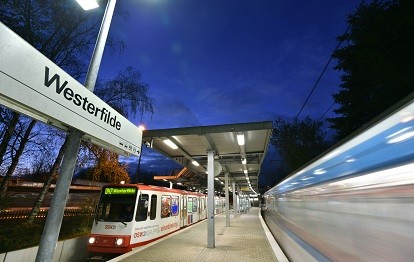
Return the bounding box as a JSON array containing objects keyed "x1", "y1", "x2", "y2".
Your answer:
[
  {"x1": 296, "y1": 0, "x2": 368, "y2": 120},
  {"x1": 295, "y1": 27, "x2": 349, "y2": 120},
  {"x1": 319, "y1": 101, "x2": 335, "y2": 121}
]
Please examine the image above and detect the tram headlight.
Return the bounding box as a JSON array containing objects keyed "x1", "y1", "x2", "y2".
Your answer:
[
  {"x1": 88, "y1": 237, "x2": 96, "y2": 244},
  {"x1": 115, "y1": 238, "x2": 124, "y2": 246}
]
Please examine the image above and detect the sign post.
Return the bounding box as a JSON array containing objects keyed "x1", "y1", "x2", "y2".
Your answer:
[{"x1": 35, "y1": 1, "x2": 120, "y2": 261}]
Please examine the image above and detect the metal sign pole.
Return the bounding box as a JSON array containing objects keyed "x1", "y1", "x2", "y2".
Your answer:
[{"x1": 35, "y1": 1, "x2": 117, "y2": 261}]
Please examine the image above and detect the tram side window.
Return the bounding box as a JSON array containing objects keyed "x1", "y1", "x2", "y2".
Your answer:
[
  {"x1": 188, "y1": 198, "x2": 193, "y2": 213},
  {"x1": 192, "y1": 197, "x2": 198, "y2": 212},
  {"x1": 200, "y1": 198, "x2": 205, "y2": 211},
  {"x1": 150, "y1": 194, "x2": 157, "y2": 220},
  {"x1": 171, "y1": 196, "x2": 179, "y2": 216},
  {"x1": 136, "y1": 194, "x2": 149, "y2": 222},
  {"x1": 161, "y1": 195, "x2": 171, "y2": 218}
]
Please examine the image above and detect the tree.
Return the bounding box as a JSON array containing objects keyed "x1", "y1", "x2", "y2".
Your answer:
[
  {"x1": 329, "y1": 0, "x2": 414, "y2": 140},
  {"x1": 0, "y1": 0, "x2": 105, "y2": 174},
  {"x1": 0, "y1": 1, "x2": 146, "y2": 220},
  {"x1": 0, "y1": 0, "x2": 108, "y2": 78},
  {"x1": 0, "y1": 111, "x2": 19, "y2": 168},
  {"x1": 84, "y1": 145, "x2": 131, "y2": 184},
  {"x1": 0, "y1": 0, "x2": 107, "y2": 207},
  {"x1": 0, "y1": 1, "x2": 154, "y2": 222},
  {"x1": 94, "y1": 66, "x2": 155, "y2": 118},
  {"x1": 26, "y1": 138, "x2": 67, "y2": 224},
  {"x1": 77, "y1": 66, "x2": 154, "y2": 184},
  {"x1": 22, "y1": 63, "x2": 155, "y2": 222},
  {"x1": 0, "y1": 118, "x2": 36, "y2": 198},
  {"x1": 270, "y1": 117, "x2": 330, "y2": 174}
]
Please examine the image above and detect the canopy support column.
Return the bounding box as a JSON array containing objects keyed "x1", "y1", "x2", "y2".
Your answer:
[
  {"x1": 232, "y1": 181, "x2": 236, "y2": 213},
  {"x1": 225, "y1": 172, "x2": 230, "y2": 227},
  {"x1": 207, "y1": 150, "x2": 215, "y2": 248}
]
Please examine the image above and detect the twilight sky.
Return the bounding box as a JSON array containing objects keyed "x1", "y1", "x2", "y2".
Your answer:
[{"x1": 96, "y1": 0, "x2": 362, "y2": 187}]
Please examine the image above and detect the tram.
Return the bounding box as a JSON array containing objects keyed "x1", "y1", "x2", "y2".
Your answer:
[
  {"x1": 87, "y1": 184, "x2": 207, "y2": 254},
  {"x1": 263, "y1": 94, "x2": 414, "y2": 261}
]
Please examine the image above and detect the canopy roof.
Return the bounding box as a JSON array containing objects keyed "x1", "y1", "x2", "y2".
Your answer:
[{"x1": 142, "y1": 121, "x2": 273, "y2": 195}]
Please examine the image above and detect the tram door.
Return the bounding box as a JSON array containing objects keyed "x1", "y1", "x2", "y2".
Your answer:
[
  {"x1": 199, "y1": 197, "x2": 204, "y2": 219},
  {"x1": 181, "y1": 195, "x2": 187, "y2": 227}
]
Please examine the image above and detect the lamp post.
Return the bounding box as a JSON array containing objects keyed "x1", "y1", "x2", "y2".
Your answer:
[
  {"x1": 35, "y1": 1, "x2": 117, "y2": 261},
  {"x1": 135, "y1": 125, "x2": 146, "y2": 183}
]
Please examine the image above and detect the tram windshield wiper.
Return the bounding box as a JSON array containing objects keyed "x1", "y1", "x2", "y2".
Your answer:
[{"x1": 112, "y1": 218, "x2": 128, "y2": 226}]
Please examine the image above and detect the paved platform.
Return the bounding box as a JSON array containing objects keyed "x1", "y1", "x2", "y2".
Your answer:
[{"x1": 110, "y1": 207, "x2": 287, "y2": 262}]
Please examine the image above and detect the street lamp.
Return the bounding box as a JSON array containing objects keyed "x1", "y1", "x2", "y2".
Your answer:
[
  {"x1": 36, "y1": 1, "x2": 118, "y2": 261},
  {"x1": 76, "y1": 0, "x2": 99, "y2": 10}
]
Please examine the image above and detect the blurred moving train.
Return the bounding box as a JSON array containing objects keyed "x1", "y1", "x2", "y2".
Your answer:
[
  {"x1": 263, "y1": 94, "x2": 414, "y2": 261},
  {"x1": 87, "y1": 184, "x2": 226, "y2": 255}
]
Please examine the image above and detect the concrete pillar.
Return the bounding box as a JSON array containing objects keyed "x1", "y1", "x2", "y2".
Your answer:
[
  {"x1": 225, "y1": 173, "x2": 230, "y2": 227},
  {"x1": 207, "y1": 151, "x2": 215, "y2": 248},
  {"x1": 237, "y1": 186, "x2": 241, "y2": 213},
  {"x1": 232, "y1": 181, "x2": 236, "y2": 213}
]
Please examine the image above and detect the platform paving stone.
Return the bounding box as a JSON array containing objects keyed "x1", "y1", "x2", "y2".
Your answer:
[{"x1": 113, "y1": 207, "x2": 278, "y2": 262}]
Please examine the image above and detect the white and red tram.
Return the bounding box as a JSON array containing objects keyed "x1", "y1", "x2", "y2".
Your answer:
[{"x1": 87, "y1": 184, "x2": 207, "y2": 254}]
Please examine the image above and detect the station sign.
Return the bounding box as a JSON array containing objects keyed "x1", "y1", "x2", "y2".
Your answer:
[{"x1": 0, "y1": 22, "x2": 141, "y2": 156}]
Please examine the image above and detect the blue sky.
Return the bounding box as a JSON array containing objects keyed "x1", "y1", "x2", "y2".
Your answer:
[{"x1": 97, "y1": 0, "x2": 362, "y2": 186}]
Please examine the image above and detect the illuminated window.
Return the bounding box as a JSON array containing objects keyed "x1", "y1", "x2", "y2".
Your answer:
[
  {"x1": 192, "y1": 197, "x2": 198, "y2": 212},
  {"x1": 188, "y1": 198, "x2": 193, "y2": 213},
  {"x1": 171, "y1": 196, "x2": 179, "y2": 216},
  {"x1": 161, "y1": 195, "x2": 171, "y2": 218}
]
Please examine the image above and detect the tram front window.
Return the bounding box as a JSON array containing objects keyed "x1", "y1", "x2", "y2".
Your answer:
[{"x1": 95, "y1": 187, "x2": 137, "y2": 222}]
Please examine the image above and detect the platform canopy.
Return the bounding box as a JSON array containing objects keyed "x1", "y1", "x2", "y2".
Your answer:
[{"x1": 142, "y1": 121, "x2": 273, "y2": 195}]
